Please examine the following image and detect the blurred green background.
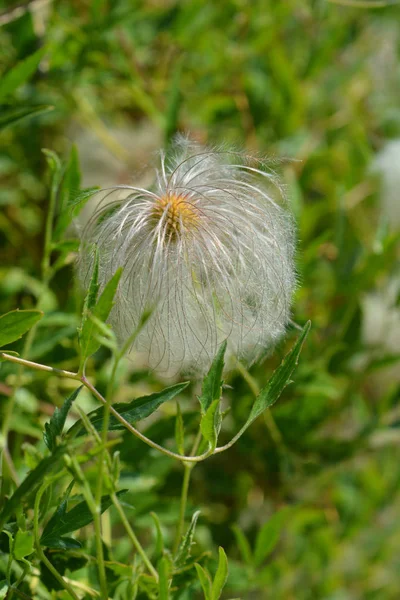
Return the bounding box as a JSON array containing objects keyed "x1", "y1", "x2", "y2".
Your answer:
[{"x1": 1, "y1": 0, "x2": 400, "y2": 598}]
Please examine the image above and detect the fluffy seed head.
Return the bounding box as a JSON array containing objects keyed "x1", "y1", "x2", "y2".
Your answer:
[{"x1": 78, "y1": 137, "x2": 296, "y2": 376}]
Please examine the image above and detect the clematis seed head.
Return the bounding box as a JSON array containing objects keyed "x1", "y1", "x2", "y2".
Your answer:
[{"x1": 77, "y1": 137, "x2": 297, "y2": 376}]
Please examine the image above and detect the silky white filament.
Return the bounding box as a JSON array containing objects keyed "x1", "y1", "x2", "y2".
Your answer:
[{"x1": 78, "y1": 137, "x2": 296, "y2": 375}]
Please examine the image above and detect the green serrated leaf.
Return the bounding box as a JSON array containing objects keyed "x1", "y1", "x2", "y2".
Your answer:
[
  {"x1": 253, "y1": 508, "x2": 291, "y2": 567},
  {"x1": 13, "y1": 530, "x2": 34, "y2": 560},
  {"x1": 158, "y1": 556, "x2": 171, "y2": 600},
  {"x1": 211, "y1": 547, "x2": 228, "y2": 600},
  {"x1": 195, "y1": 563, "x2": 212, "y2": 600},
  {"x1": 198, "y1": 341, "x2": 227, "y2": 414},
  {"x1": 200, "y1": 399, "x2": 222, "y2": 451},
  {"x1": 69, "y1": 382, "x2": 189, "y2": 436},
  {"x1": 175, "y1": 510, "x2": 200, "y2": 568},
  {"x1": 175, "y1": 402, "x2": 185, "y2": 455},
  {"x1": 41, "y1": 490, "x2": 127, "y2": 548},
  {"x1": 0, "y1": 309, "x2": 43, "y2": 348},
  {"x1": 43, "y1": 387, "x2": 82, "y2": 452},
  {"x1": 0, "y1": 445, "x2": 66, "y2": 531},
  {"x1": 0, "y1": 46, "x2": 47, "y2": 102},
  {"x1": 231, "y1": 525, "x2": 253, "y2": 566},
  {"x1": 0, "y1": 105, "x2": 53, "y2": 131},
  {"x1": 80, "y1": 267, "x2": 122, "y2": 362}
]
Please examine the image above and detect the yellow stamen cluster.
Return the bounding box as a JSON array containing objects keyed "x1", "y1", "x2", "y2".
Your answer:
[{"x1": 152, "y1": 194, "x2": 199, "y2": 238}]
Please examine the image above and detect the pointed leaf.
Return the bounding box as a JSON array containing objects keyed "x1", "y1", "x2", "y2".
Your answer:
[
  {"x1": 195, "y1": 563, "x2": 212, "y2": 600},
  {"x1": 253, "y1": 508, "x2": 291, "y2": 567},
  {"x1": 70, "y1": 381, "x2": 189, "y2": 436},
  {"x1": 175, "y1": 510, "x2": 200, "y2": 568},
  {"x1": 231, "y1": 525, "x2": 253, "y2": 566},
  {"x1": 247, "y1": 322, "x2": 310, "y2": 426},
  {"x1": 0, "y1": 445, "x2": 66, "y2": 531},
  {"x1": 231, "y1": 322, "x2": 310, "y2": 446},
  {"x1": 200, "y1": 399, "x2": 222, "y2": 451},
  {"x1": 43, "y1": 387, "x2": 82, "y2": 451},
  {"x1": 0, "y1": 47, "x2": 47, "y2": 102},
  {"x1": 41, "y1": 490, "x2": 127, "y2": 548},
  {"x1": 54, "y1": 145, "x2": 81, "y2": 238},
  {"x1": 0, "y1": 309, "x2": 43, "y2": 348},
  {"x1": 0, "y1": 105, "x2": 53, "y2": 130},
  {"x1": 211, "y1": 547, "x2": 228, "y2": 600},
  {"x1": 80, "y1": 247, "x2": 100, "y2": 336},
  {"x1": 150, "y1": 512, "x2": 164, "y2": 560},
  {"x1": 198, "y1": 341, "x2": 227, "y2": 414},
  {"x1": 80, "y1": 267, "x2": 122, "y2": 361}
]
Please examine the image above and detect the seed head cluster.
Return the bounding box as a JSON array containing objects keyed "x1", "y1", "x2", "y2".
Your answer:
[{"x1": 78, "y1": 138, "x2": 296, "y2": 375}]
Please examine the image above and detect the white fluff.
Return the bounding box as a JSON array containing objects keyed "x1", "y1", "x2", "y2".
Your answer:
[{"x1": 78, "y1": 138, "x2": 296, "y2": 375}]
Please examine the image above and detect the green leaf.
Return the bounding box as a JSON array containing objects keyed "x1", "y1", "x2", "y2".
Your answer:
[
  {"x1": 0, "y1": 309, "x2": 43, "y2": 348},
  {"x1": 80, "y1": 247, "x2": 100, "y2": 330},
  {"x1": 150, "y1": 512, "x2": 164, "y2": 560},
  {"x1": 69, "y1": 382, "x2": 189, "y2": 436},
  {"x1": 0, "y1": 47, "x2": 47, "y2": 102},
  {"x1": 157, "y1": 556, "x2": 171, "y2": 600},
  {"x1": 232, "y1": 322, "x2": 310, "y2": 444},
  {"x1": 175, "y1": 402, "x2": 185, "y2": 455},
  {"x1": 247, "y1": 322, "x2": 310, "y2": 426},
  {"x1": 198, "y1": 341, "x2": 227, "y2": 414},
  {"x1": 195, "y1": 563, "x2": 212, "y2": 600},
  {"x1": 253, "y1": 508, "x2": 291, "y2": 567},
  {"x1": 43, "y1": 386, "x2": 82, "y2": 452},
  {"x1": 0, "y1": 445, "x2": 66, "y2": 531},
  {"x1": 175, "y1": 510, "x2": 200, "y2": 568},
  {"x1": 53, "y1": 145, "x2": 81, "y2": 238},
  {"x1": 41, "y1": 490, "x2": 127, "y2": 548},
  {"x1": 211, "y1": 547, "x2": 228, "y2": 600},
  {"x1": 13, "y1": 530, "x2": 34, "y2": 560},
  {"x1": 0, "y1": 581, "x2": 8, "y2": 600},
  {"x1": 80, "y1": 267, "x2": 123, "y2": 362},
  {"x1": 0, "y1": 105, "x2": 53, "y2": 131},
  {"x1": 200, "y1": 399, "x2": 222, "y2": 451},
  {"x1": 231, "y1": 525, "x2": 253, "y2": 566}
]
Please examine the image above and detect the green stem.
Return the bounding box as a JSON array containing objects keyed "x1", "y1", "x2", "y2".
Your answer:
[
  {"x1": 0, "y1": 352, "x2": 213, "y2": 463},
  {"x1": 34, "y1": 479, "x2": 79, "y2": 600},
  {"x1": 69, "y1": 455, "x2": 108, "y2": 599},
  {"x1": 111, "y1": 492, "x2": 158, "y2": 580},
  {"x1": 173, "y1": 430, "x2": 202, "y2": 554},
  {"x1": 173, "y1": 464, "x2": 191, "y2": 555}
]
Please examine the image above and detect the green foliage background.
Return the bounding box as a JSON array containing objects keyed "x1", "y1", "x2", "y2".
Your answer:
[{"x1": 1, "y1": 0, "x2": 400, "y2": 598}]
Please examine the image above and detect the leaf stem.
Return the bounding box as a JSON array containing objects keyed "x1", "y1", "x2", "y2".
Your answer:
[
  {"x1": 0, "y1": 352, "x2": 213, "y2": 463},
  {"x1": 173, "y1": 430, "x2": 202, "y2": 554},
  {"x1": 111, "y1": 492, "x2": 158, "y2": 580},
  {"x1": 68, "y1": 455, "x2": 108, "y2": 599}
]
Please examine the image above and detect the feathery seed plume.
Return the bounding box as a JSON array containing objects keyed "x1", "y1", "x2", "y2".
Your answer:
[{"x1": 78, "y1": 137, "x2": 296, "y2": 375}]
